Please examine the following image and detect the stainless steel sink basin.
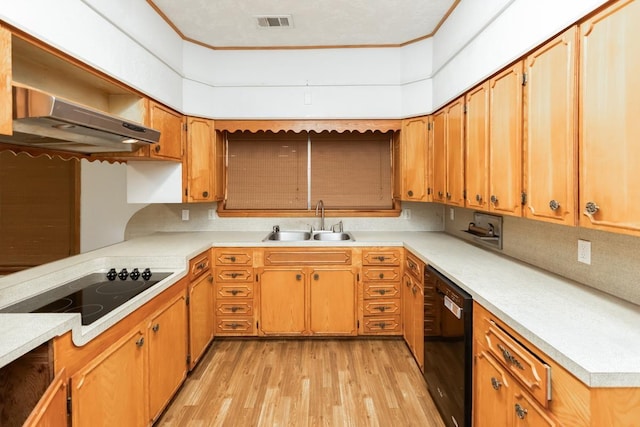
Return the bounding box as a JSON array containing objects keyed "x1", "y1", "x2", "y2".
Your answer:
[
  {"x1": 312, "y1": 232, "x2": 354, "y2": 241},
  {"x1": 262, "y1": 229, "x2": 354, "y2": 242},
  {"x1": 263, "y1": 231, "x2": 312, "y2": 241}
]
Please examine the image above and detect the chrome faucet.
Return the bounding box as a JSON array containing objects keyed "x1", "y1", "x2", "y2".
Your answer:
[{"x1": 315, "y1": 200, "x2": 325, "y2": 231}]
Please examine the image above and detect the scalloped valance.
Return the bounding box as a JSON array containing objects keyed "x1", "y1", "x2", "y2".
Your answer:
[
  {"x1": 214, "y1": 119, "x2": 402, "y2": 133},
  {"x1": 0, "y1": 143, "x2": 124, "y2": 164}
]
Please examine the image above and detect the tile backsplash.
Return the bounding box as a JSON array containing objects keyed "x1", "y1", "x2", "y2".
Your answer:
[
  {"x1": 125, "y1": 201, "x2": 445, "y2": 240},
  {"x1": 445, "y1": 206, "x2": 640, "y2": 306}
]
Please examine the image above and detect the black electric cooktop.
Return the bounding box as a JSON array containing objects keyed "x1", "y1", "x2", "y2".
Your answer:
[{"x1": 0, "y1": 268, "x2": 172, "y2": 325}]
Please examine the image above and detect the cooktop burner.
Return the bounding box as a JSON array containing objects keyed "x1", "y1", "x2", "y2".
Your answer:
[{"x1": 1, "y1": 268, "x2": 172, "y2": 325}]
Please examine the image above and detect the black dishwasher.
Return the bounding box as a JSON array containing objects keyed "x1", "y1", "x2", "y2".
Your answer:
[{"x1": 423, "y1": 266, "x2": 472, "y2": 427}]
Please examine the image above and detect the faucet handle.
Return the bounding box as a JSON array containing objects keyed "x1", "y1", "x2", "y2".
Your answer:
[{"x1": 332, "y1": 221, "x2": 344, "y2": 232}]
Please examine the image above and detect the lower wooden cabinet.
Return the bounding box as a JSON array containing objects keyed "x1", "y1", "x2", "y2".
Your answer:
[
  {"x1": 361, "y1": 248, "x2": 402, "y2": 336},
  {"x1": 148, "y1": 292, "x2": 188, "y2": 422},
  {"x1": 22, "y1": 368, "x2": 68, "y2": 427},
  {"x1": 258, "y1": 266, "x2": 357, "y2": 336},
  {"x1": 401, "y1": 251, "x2": 425, "y2": 371},
  {"x1": 70, "y1": 328, "x2": 147, "y2": 427},
  {"x1": 188, "y1": 251, "x2": 215, "y2": 370}
]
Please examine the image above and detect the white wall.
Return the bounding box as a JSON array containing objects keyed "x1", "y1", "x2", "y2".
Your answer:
[
  {"x1": 80, "y1": 160, "x2": 147, "y2": 252},
  {"x1": 432, "y1": 0, "x2": 608, "y2": 109}
]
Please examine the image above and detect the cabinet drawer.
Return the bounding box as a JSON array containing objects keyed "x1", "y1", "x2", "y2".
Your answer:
[
  {"x1": 189, "y1": 250, "x2": 211, "y2": 281},
  {"x1": 405, "y1": 253, "x2": 424, "y2": 280},
  {"x1": 215, "y1": 317, "x2": 255, "y2": 334},
  {"x1": 216, "y1": 300, "x2": 254, "y2": 316},
  {"x1": 215, "y1": 267, "x2": 253, "y2": 283},
  {"x1": 362, "y1": 249, "x2": 401, "y2": 266},
  {"x1": 363, "y1": 282, "x2": 400, "y2": 299},
  {"x1": 214, "y1": 249, "x2": 253, "y2": 266},
  {"x1": 215, "y1": 283, "x2": 254, "y2": 299},
  {"x1": 362, "y1": 267, "x2": 401, "y2": 282},
  {"x1": 363, "y1": 299, "x2": 401, "y2": 315},
  {"x1": 263, "y1": 249, "x2": 351, "y2": 266},
  {"x1": 482, "y1": 318, "x2": 551, "y2": 407},
  {"x1": 362, "y1": 316, "x2": 401, "y2": 334}
]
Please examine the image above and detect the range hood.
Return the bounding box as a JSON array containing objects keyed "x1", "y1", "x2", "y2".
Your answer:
[{"x1": 0, "y1": 86, "x2": 161, "y2": 154}]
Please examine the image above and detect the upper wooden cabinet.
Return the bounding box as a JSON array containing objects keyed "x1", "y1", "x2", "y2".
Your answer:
[
  {"x1": 398, "y1": 116, "x2": 430, "y2": 201},
  {"x1": 579, "y1": 0, "x2": 640, "y2": 236},
  {"x1": 432, "y1": 98, "x2": 465, "y2": 206},
  {"x1": 0, "y1": 24, "x2": 11, "y2": 136},
  {"x1": 488, "y1": 62, "x2": 524, "y2": 217},
  {"x1": 465, "y1": 82, "x2": 490, "y2": 210},
  {"x1": 185, "y1": 117, "x2": 224, "y2": 202},
  {"x1": 148, "y1": 101, "x2": 184, "y2": 161},
  {"x1": 523, "y1": 27, "x2": 578, "y2": 226}
]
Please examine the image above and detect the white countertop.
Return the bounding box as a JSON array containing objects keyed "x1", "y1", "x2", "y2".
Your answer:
[{"x1": 1, "y1": 231, "x2": 638, "y2": 388}]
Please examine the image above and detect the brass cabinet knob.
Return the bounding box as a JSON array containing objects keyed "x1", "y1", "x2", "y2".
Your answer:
[
  {"x1": 549, "y1": 199, "x2": 560, "y2": 211},
  {"x1": 490, "y1": 195, "x2": 498, "y2": 204},
  {"x1": 585, "y1": 201, "x2": 599, "y2": 215}
]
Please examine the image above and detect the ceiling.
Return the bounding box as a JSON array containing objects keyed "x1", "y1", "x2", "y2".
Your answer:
[{"x1": 148, "y1": 0, "x2": 458, "y2": 49}]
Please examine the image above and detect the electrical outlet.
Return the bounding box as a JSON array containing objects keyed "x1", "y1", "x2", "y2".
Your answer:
[
  {"x1": 182, "y1": 209, "x2": 189, "y2": 221},
  {"x1": 402, "y1": 209, "x2": 411, "y2": 219},
  {"x1": 449, "y1": 208, "x2": 455, "y2": 221},
  {"x1": 578, "y1": 239, "x2": 591, "y2": 265},
  {"x1": 208, "y1": 209, "x2": 216, "y2": 220}
]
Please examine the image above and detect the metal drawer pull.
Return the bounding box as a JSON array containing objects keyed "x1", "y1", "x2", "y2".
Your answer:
[
  {"x1": 375, "y1": 306, "x2": 391, "y2": 312},
  {"x1": 226, "y1": 289, "x2": 241, "y2": 296},
  {"x1": 379, "y1": 273, "x2": 385, "y2": 279},
  {"x1": 226, "y1": 272, "x2": 240, "y2": 278},
  {"x1": 229, "y1": 306, "x2": 241, "y2": 313},
  {"x1": 224, "y1": 256, "x2": 237, "y2": 262},
  {"x1": 152, "y1": 324, "x2": 160, "y2": 333},
  {"x1": 197, "y1": 262, "x2": 207, "y2": 270},
  {"x1": 497, "y1": 344, "x2": 524, "y2": 370},
  {"x1": 376, "y1": 289, "x2": 387, "y2": 295},
  {"x1": 514, "y1": 403, "x2": 528, "y2": 419},
  {"x1": 226, "y1": 323, "x2": 242, "y2": 329},
  {"x1": 375, "y1": 256, "x2": 388, "y2": 262},
  {"x1": 375, "y1": 322, "x2": 387, "y2": 329},
  {"x1": 491, "y1": 377, "x2": 502, "y2": 390}
]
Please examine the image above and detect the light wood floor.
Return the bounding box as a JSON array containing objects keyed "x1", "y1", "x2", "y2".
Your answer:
[{"x1": 157, "y1": 338, "x2": 445, "y2": 427}]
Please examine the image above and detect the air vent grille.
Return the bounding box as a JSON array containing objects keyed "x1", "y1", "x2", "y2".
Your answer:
[{"x1": 256, "y1": 15, "x2": 292, "y2": 28}]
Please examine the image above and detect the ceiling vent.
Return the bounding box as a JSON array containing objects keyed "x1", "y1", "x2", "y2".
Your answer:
[{"x1": 255, "y1": 15, "x2": 293, "y2": 28}]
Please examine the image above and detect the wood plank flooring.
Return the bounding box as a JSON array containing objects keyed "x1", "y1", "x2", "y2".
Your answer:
[{"x1": 157, "y1": 338, "x2": 445, "y2": 427}]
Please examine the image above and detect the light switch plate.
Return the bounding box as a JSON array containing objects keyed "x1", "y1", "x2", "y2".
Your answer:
[
  {"x1": 449, "y1": 208, "x2": 455, "y2": 221},
  {"x1": 208, "y1": 209, "x2": 216, "y2": 220},
  {"x1": 182, "y1": 209, "x2": 189, "y2": 221},
  {"x1": 578, "y1": 239, "x2": 591, "y2": 264}
]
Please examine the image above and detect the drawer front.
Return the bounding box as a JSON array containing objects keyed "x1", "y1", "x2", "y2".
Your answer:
[
  {"x1": 214, "y1": 249, "x2": 253, "y2": 266},
  {"x1": 483, "y1": 319, "x2": 551, "y2": 407},
  {"x1": 216, "y1": 300, "x2": 254, "y2": 316},
  {"x1": 189, "y1": 251, "x2": 211, "y2": 281},
  {"x1": 363, "y1": 299, "x2": 401, "y2": 316},
  {"x1": 362, "y1": 316, "x2": 401, "y2": 334},
  {"x1": 405, "y1": 253, "x2": 424, "y2": 281},
  {"x1": 215, "y1": 317, "x2": 255, "y2": 334},
  {"x1": 362, "y1": 249, "x2": 401, "y2": 266},
  {"x1": 216, "y1": 283, "x2": 254, "y2": 299},
  {"x1": 215, "y1": 268, "x2": 253, "y2": 283},
  {"x1": 263, "y1": 249, "x2": 351, "y2": 266},
  {"x1": 363, "y1": 282, "x2": 400, "y2": 299},
  {"x1": 362, "y1": 267, "x2": 401, "y2": 282}
]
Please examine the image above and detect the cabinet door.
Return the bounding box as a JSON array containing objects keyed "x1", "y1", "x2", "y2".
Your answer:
[
  {"x1": 524, "y1": 27, "x2": 578, "y2": 226},
  {"x1": 401, "y1": 116, "x2": 429, "y2": 201},
  {"x1": 189, "y1": 272, "x2": 214, "y2": 370},
  {"x1": 402, "y1": 273, "x2": 415, "y2": 353},
  {"x1": 465, "y1": 82, "x2": 490, "y2": 210},
  {"x1": 186, "y1": 117, "x2": 215, "y2": 202},
  {"x1": 0, "y1": 25, "x2": 11, "y2": 136},
  {"x1": 489, "y1": 62, "x2": 523, "y2": 216},
  {"x1": 579, "y1": 0, "x2": 640, "y2": 235},
  {"x1": 431, "y1": 110, "x2": 446, "y2": 203},
  {"x1": 71, "y1": 328, "x2": 146, "y2": 427},
  {"x1": 259, "y1": 268, "x2": 306, "y2": 335},
  {"x1": 513, "y1": 385, "x2": 559, "y2": 427},
  {"x1": 446, "y1": 97, "x2": 465, "y2": 207},
  {"x1": 149, "y1": 101, "x2": 184, "y2": 161},
  {"x1": 23, "y1": 368, "x2": 67, "y2": 427},
  {"x1": 474, "y1": 349, "x2": 510, "y2": 427},
  {"x1": 309, "y1": 268, "x2": 357, "y2": 335},
  {"x1": 148, "y1": 292, "x2": 188, "y2": 422},
  {"x1": 411, "y1": 281, "x2": 425, "y2": 370}
]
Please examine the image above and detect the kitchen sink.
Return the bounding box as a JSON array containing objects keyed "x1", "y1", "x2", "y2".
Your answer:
[
  {"x1": 312, "y1": 232, "x2": 354, "y2": 241},
  {"x1": 262, "y1": 229, "x2": 354, "y2": 242}
]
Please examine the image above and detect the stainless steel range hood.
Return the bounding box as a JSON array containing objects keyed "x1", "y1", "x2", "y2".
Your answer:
[{"x1": 0, "y1": 86, "x2": 161, "y2": 154}]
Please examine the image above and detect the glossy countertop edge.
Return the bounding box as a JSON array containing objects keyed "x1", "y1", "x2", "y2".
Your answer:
[{"x1": 0, "y1": 231, "x2": 639, "y2": 388}]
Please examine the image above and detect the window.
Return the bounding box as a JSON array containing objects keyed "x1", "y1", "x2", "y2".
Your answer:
[{"x1": 223, "y1": 130, "x2": 394, "y2": 213}]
